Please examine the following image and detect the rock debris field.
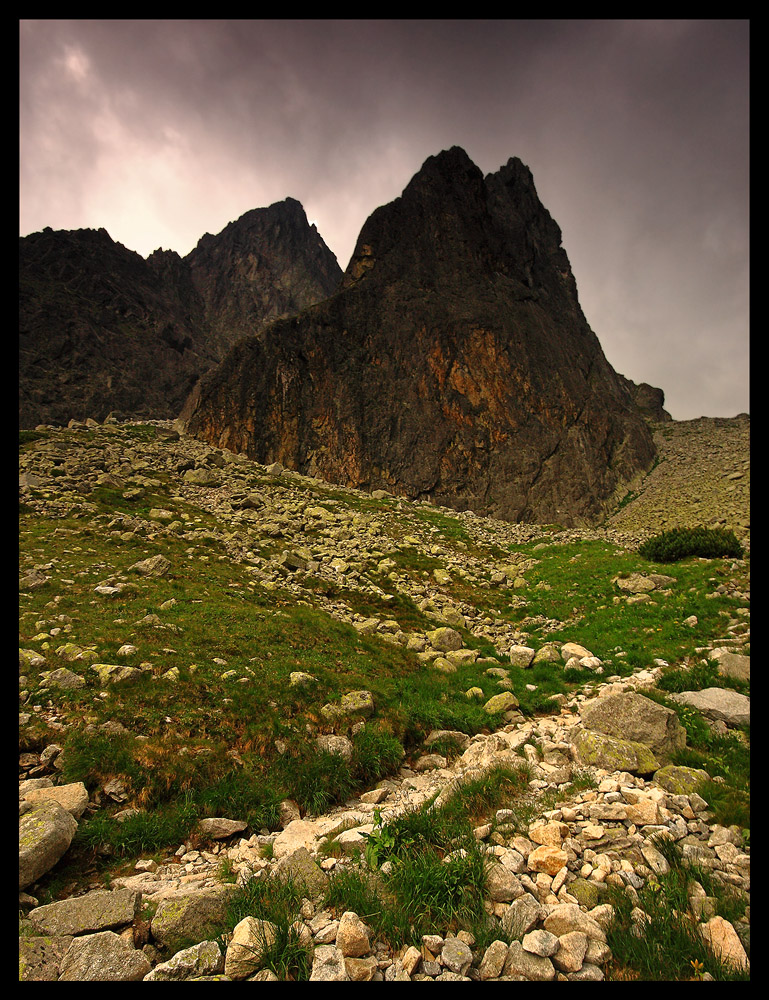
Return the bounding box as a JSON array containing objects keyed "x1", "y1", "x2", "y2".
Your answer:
[{"x1": 19, "y1": 414, "x2": 749, "y2": 980}]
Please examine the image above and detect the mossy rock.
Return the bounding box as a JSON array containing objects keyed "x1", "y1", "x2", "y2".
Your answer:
[
  {"x1": 568, "y1": 878, "x2": 607, "y2": 909},
  {"x1": 652, "y1": 764, "x2": 710, "y2": 795},
  {"x1": 572, "y1": 728, "x2": 660, "y2": 776},
  {"x1": 150, "y1": 885, "x2": 237, "y2": 951}
]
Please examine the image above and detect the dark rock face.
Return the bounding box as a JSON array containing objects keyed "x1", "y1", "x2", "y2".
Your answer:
[
  {"x1": 19, "y1": 227, "x2": 216, "y2": 428},
  {"x1": 186, "y1": 197, "x2": 343, "y2": 359},
  {"x1": 618, "y1": 375, "x2": 672, "y2": 422},
  {"x1": 19, "y1": 201, "x2": 342, "y2": 428},
  {"x1": 182, "y1": 147, "x2": 658, "y2": 526}
]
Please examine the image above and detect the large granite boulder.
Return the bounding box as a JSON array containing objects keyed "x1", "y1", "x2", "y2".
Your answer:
[
  {"x1": 578, "y1": 692, "x2": 686, "y2": 763},
  {"x1": 19, "y1": 798, "x2": 78, "y2": 890},
  {"x1": 669, "y1": 688, "x2": 750, "y2": 728}
]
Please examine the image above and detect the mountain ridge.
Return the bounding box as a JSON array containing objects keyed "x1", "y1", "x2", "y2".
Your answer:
[{"x1": 19, "y1": 199, "x2": 343, "y2": 428}]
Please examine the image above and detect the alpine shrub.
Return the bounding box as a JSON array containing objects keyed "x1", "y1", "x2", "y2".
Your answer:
[{"x1": 638, "y1": 526, "x2": 743, "y2": 563}]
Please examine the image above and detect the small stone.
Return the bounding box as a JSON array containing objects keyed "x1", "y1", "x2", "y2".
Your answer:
[
  {"x1": 336, "y1": 911, "x2": 370, "y2": 957},
  {"x1": 522, "y1": 929, "x2": 559, "y2": 957}
]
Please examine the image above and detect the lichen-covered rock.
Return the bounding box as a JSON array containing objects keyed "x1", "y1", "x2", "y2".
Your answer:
[
  {"x1": 28, "y1": 888, "x2": 140, "y2": 936},
  {"x1": 58, "y1": 931, "x2": 151, "y2": 981},
  {"x1": 483, "y1": 691, "x2": 520, "y2": 715},
  {"x1": 21, "y1": 781, "x2": 89, "y2": 819},
  {"x1": 150, "y1": 885, "x2": 237, "y2": 949},
  {"x1": 579, "y1": 692, "x2": 686, "y2": 763},
  {"x1": 19, "y1": 798, "x2": 78, "y2": 890},
  {"x1": 653, "y1": 764, "x2": 711, "y2": 795},
  {"x1": 19, "y1": 935, "x2": 74, "y2": 981},
  {"x1": 571, "y1": 728, "x2": 660, "y2": 775}
]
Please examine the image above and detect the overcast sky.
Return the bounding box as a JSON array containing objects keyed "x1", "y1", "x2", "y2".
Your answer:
[{"x1": 20, "y1": 19, "x2": 749, "y2": 420}]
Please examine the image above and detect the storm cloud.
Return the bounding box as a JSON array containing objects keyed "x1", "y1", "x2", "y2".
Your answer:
[{"x1": 20, "y1": 19, "x2": 749, "y2": 419}]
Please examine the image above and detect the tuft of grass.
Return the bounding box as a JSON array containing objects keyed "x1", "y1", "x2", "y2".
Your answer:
[
  {"x1": 221, "y1": 872, "x2": 313, "y2": 981},
  {"x1": 271, "y1": 744, "x2": 356, "y2": 816},
  {"x1": 605, "y1": 834, "x2": 749, "y2": 981},
  {"x1": 350, "y1": 724, "x2": 404, "y2": 785},
  {"x1": 75, "y1": 795, "x2": 199, "y2": 856}
]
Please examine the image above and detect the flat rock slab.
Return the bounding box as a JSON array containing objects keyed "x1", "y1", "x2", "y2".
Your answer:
[
  {"x1": 21, "y1": 781, "x2": 89, "y2": 819},
  {"x1": 670, "y1": 688, "x2": 750, "y2": 727},
  {"x1": 19, "y1": 935, "x2": 74, "y2": 981},
  {"x1": 197, "y1": 817, "x2": 248, "y2": 839},
  {"x1": 710, "y1": 648, "x2": 750, "y2": 682},
  {"x1": 28, "y1": 888, "x2": 141, "y2": 936},
  {"x1": 58, "y1": 931, "x2": 151, "y2": 981}
]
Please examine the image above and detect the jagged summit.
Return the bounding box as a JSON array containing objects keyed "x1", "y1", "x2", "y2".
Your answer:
[
  {"x1": 181, "y1": 148, "x2": 658, "y2": 526},
  {"x1": 184, "y1": 197, "x2": 342, "y2": 358}
]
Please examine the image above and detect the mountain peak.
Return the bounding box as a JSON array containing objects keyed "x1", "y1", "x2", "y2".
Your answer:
[{"x1": 183, "y1": 148, "x2": 657, "y2": 526}]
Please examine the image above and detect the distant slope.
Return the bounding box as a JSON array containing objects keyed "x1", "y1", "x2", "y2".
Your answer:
[{"x1": 606, "y1": 415, "x2": 750, "y2": 543}]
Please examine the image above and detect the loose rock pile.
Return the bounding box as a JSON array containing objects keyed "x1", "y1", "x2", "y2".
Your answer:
[{"x1": 20, "y1": 667, "x2": 750, "y2": 981}]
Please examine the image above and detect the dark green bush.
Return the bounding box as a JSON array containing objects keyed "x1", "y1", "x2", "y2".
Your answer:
[{"x1": 638, "y1": 526, "x2": 743, "y2": 563}]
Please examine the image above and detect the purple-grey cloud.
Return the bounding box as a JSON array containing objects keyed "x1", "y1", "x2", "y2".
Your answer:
[{"x1": 20, "y1": 19, "x2": 749, "y2": 420}]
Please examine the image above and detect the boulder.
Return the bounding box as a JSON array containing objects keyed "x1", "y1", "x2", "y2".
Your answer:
[
  {"x1": 224, "y1": 917, "x2": 278, "y2": 979},
  {"x1": 144, "y1": 940, "x2": 225, "y2": 981},
  {"x1": 150, "y1": 884, "x2": 237, "y2": 949},
  {"x1": 571, "y1": 728, "x2": 660, "y2": 776},
  {"x1": 426, "y1": 627, "x2": 464, "y2": 653},
  {"x1": 19, "y1": 798, "x2": 78, "y2": 889},
  {"x1": 28, "y1": 888, "x2": 140, "y2": 936},
  {"x1": 19, "y1": 935, "x2": 74, "y2": 981},
  {"x1": 21, "y1": 781, "x2": 89, "y2": 819},
  {"x1": 58, "y1": 931, "x2": 151, "y2": 981},
  {"x1": 669, "y1": 688, "x2": 750, "y2": 728},
  {"x1": 579, "y1": 692, "x2": 686, "y2": 763}
]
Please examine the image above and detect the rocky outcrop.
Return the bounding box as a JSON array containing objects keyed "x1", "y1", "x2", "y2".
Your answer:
[
  {"x1": 19, "y1": 201, "x2": 342, "y2": 428},
  {"x1": 185, "y1": 197, "x2": 342, "y2": 358},
  {"x1": 617, "y1": 375, "x2": 672, "y2": 422},
  {"x1": 19, "y1": 227, "x2": 217, "y2": 428},
  {"x1": 182, "y1": 147, "x2": 657, "y2": 526}
]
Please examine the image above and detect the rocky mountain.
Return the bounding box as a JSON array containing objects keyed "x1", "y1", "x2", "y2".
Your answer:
[
  {"x1": 19, "y1": 227, "x2": 213, "y2": 429},
  {"x1": 185, "y1": 197, "x2": 344, "y2": 358},
  {"x1": 181, "y1": 148, "x2": 658, "y2": 527},
  {"x1": 19, "y1": 201, "x2": 343, "y2": 428}
]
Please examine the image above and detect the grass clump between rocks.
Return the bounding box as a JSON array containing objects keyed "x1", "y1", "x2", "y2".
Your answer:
[{"x1": 605, "y1": 834, "x2": 749, "y2": 981}]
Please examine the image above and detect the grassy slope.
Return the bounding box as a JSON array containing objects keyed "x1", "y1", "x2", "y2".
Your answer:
[{"x1": 19, "y1": 421, "x2": 749, "y2": 977}]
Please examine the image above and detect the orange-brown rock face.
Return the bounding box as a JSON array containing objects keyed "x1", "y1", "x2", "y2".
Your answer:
[{"x1": 182, "y1": 148, "x2": 657, "y2": 525}]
